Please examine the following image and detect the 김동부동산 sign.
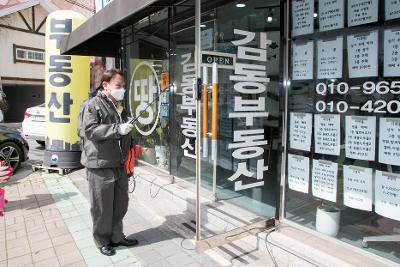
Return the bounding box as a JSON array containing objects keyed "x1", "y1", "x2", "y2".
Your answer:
[
  {"x1": 44, "y1": 10, "x2": 89, "y2": 168},
  {"x1": 227, "y1": 29, "x2": 270, "y2": 191},
  {"x1": 178, "y1": 53, "x2": 196, "y2": 159}
]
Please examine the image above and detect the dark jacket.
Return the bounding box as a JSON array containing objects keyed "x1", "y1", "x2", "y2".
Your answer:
[{"x1": 79, "y1": 91, "x2": 131, "y2": 168}]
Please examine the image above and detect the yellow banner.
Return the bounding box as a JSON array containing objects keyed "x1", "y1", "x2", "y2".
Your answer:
[{"x1": 45, "y1": 10, "x2": 89, "y2": 151}]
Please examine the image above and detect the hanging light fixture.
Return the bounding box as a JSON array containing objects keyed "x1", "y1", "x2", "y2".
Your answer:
[
  {"x1": 266, "y1": 8, "x2": 273, "y2": 23},
  {"x1": 236, "y1": 2, "x2": 246, "y2": 8}
]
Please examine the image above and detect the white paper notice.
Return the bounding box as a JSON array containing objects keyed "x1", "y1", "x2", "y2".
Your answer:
[
  {"x1": 347, "y1": 31, "x2": 378, "y2": 78},
  {"x1": 384, "y1": 28, "x2": 400, "y2": 77},
  {"x1": 386, "y1": 0, "x2": 400, "y2": 20},
  {"x1": 319, "y1": 0, "x2": 344, "y2": 32},
  {"x1": 292, "y1": 0, "x2": 314, "y2": 37},
  {"x1": 201, "y1": 28, "x2": 213, "y2": 50},
  {"x1": 345, "y1": 116, "x2": 376, "y2": 161},
  {"x1": 379, "y1": 117, "x2": 400, "y2": 166},
  {"x1": 292, "y1": 41, "x2": 313, "y2": 80},
  {"x1": 317, "y1": 37, "x2": 343, "y2": 79},
  {"x1": 314, "y1": 114, "x2": 341, "y2": 156},
  {"x1": 290, "y1": 112, "x2": 312, "y2": 151},
  {"x1": 375, "y1": 171, "x2": 400, "y2": 221},
  {"x1": 312, "y1": 159, "x2": 338, "y2": 202},
  {"x1": 348, "y1": 0, "x2": 378, "y2": 27},
  {"x1": 343, "y1": 165, "x2": 373, "y2": 211},
  {"x1": 288, "y1": 154, "x2": 310, "y2": 193}
]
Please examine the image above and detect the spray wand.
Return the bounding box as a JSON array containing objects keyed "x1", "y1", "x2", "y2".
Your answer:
[{"x1": 128, "y1": 92, "x2": 161, "y2": 125}]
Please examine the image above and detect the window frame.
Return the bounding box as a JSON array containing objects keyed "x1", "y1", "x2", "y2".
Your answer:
[{"x1": 13, "y1": 44, "x2": 45, "y2": 65}]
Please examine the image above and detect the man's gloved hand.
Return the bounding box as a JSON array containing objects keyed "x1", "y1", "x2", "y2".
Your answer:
[{"x1": 118, "y1": 123, "x2": 134, "y2": 135}]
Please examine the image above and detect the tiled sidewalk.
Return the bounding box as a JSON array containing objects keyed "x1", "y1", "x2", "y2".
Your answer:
[
  {"x1": 42, "y1": 173, "x2": 140, "y2": 267},
  {"x1": 0, "y1": 172, "x2": 86, "y2": 267},
  {"x1": 0, "y1": 170, "x2": 218, "y2": 267},
  {"x1": 0, "y1": 171, "x2": 140, "y2": 267},
  {"x1": 69, "y1": 169, "x2": 218, "y2": 267}
]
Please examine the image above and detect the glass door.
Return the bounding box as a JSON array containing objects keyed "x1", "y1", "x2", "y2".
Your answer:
[
  {"x1": 196, "y1": 0, "x2": 283, "y2": 246},
  {"x1": 122, "y1": 0, "x2": 282, "y2": 247}
]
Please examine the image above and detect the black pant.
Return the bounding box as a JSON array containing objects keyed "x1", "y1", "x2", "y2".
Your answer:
[{"x1": 87, "y1": 167, "x2": 129, "y2": 247}]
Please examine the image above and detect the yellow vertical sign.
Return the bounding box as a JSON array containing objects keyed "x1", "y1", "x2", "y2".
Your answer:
[{"x1": 44, "y1": 10, "x2": 89, "y2": 167}]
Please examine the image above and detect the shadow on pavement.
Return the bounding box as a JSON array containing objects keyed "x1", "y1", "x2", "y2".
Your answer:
[{"x1": 4, "y1": 192, "x2": 78, "y2": 212}]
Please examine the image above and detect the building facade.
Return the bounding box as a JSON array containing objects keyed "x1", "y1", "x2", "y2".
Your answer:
[
  {"x1": 0, "y1": 0, "x2": 94, "y2": 122},
  {"x1": 62, "y1": 0, "x2": 400, "y2": 265}
]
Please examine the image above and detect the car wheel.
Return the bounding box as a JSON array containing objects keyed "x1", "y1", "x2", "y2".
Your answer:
[
  {"x1": 0, "y1": 142, "x2": 22, "y2": 171},
  {"x1": 36, "y1": 140, "x2": 45, "y2": 146}
]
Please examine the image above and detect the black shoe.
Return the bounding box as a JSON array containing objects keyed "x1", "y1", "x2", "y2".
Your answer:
[
  {"x1": 111, "y1": 238, "x2": 139, "y2": 247},
  {"x1": 99, "y1": 245, "x2": 116, "y2": 256}
]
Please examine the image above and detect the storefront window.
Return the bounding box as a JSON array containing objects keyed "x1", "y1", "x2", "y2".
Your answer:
[
  {"x1": 123, "y1": 8, "x2": 171, "y2": 171},
  {"x1": 285, "y1": 0, "x2": 400, "y2": 262}
]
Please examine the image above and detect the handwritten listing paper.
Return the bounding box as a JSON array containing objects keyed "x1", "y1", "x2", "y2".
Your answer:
[
  {"x1": 348, "y1": 0, "x2": 378, "y2": 27},
  {"x1": 343, "y1": 166, "x2": 373, "y2": 211},
  {"x1": 312, "y1": 159, "x2": 338, "y2": 202},
  {"x1": 314, "y1": 114, "x2": 341, "y2": 156},
  {"x1": 317, "y1": 37, "x2": 343, "y2": 79},
  {"x1": 346, "y1": 116, "x2": 376, "y2": 161},
  {"x1": 385, "y1": 0, "x2": 400, "y2": 20},
  {"x1": 288, "y1": 154, "x2": 310, "y2": 193},
  {"x1": 379, "y1": 118, "x2": 400, "y2": 166},
  {"x1": 319, "y1": 0, "x2": 344, "y2": 32},
  {"x1": 290, "y1": 112, "x2": 312, "y2": 151},
  {"x1": 347, "y1": 30, "x2": 378, "y2": 78},
  {"x1": 292, "y1": 0, "x2": 314, "y2": 37},
  {"x1": 292, "y1": 41, "x2": 313, "y2": 80},
  {"x1": 375, "y1": 171, "x2": 400, "y2": 221},
  {"x1": 384, "y1": 28, "x2": 400, "y2": 77}
]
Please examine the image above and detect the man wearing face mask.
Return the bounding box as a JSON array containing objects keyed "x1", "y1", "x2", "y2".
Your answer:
[{"x1": 79, "y1": 69, "x2": 138, "y2": 256}]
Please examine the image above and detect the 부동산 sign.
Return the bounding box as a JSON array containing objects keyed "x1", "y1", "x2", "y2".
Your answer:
[{"x1": 44, "y1": 11, "x2": 89, "y2": 168}]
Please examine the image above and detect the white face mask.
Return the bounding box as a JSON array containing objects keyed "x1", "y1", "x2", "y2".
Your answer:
[{"x1": 110, "y1": 87, "x2": 126, "y2": 101}]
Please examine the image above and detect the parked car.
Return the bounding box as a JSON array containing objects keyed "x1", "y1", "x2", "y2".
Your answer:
[
  {"x1": 0, "y1": 126, "x2": 29, "y2": 170},
  {"x1": 21, "y1": 103, "x2": 45, "y2": 146}
]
